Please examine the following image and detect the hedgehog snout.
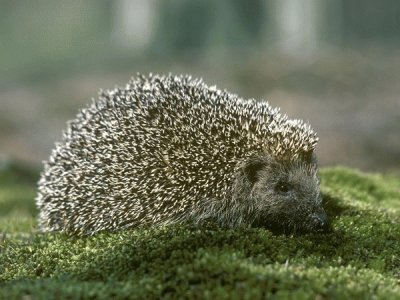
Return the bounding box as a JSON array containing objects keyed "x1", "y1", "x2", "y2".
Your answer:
[{"x1": 310, "y1": 209, "x2": 329, "y2": 233}]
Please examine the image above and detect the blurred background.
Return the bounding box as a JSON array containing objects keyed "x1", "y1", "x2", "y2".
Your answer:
[{"x1": 1, "y1": 0, "x2": 399, "y2": 174}]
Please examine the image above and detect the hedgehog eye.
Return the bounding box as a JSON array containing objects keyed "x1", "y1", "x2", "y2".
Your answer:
[{"x1": 276, "y1": 181, "x2": 291, "y2": 194}]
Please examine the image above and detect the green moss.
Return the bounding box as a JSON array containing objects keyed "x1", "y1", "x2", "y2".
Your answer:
[{"x1": 1, "y1": 166, "x2": 399, "y2": 299}]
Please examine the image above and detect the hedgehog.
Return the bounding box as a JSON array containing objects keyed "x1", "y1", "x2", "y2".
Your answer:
[{"x1": 36, "y1": 73, "x2": 329, "y2": 235}]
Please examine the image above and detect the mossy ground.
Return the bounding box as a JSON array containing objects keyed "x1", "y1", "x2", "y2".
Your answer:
[{"x1": 0, "y1": 165, "x2": 399, "y2": 299}]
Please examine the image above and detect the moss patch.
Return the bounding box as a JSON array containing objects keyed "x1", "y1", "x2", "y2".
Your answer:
[{"x1": 1, "y1": 166, "x2": 399, "y2": 299}]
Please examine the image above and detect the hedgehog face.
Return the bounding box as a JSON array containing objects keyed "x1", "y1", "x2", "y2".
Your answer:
[{"x1": 243, "y1": 154, "x2": 329, "y2": 234}]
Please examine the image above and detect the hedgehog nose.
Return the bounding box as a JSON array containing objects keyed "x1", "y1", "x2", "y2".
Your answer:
[{"x1": 311, "y1": 210, "x2": 329, "y2": 233}]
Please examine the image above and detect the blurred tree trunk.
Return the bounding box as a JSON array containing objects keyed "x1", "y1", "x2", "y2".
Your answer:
[
  {"x1": 269, "y1": 0, "x2": 322, "y2": 59},
  {"x1": 112, "y1": 0, "x2": 158, "y2": 51}
]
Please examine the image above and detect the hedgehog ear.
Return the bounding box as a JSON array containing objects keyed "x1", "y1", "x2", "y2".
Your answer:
[
  {"x1": 302, "y1": 150, "x2": 316, "y2": 164},
  {"x1": 243, "y1": 160, "x2": 265, "y2": 185}
]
